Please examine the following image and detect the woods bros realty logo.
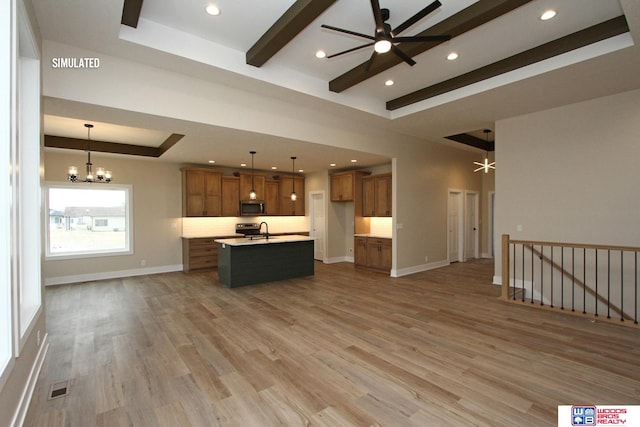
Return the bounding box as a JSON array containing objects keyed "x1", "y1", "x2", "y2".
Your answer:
[
  {"x1": 51, "y1": 57, "x2": 100, "y2": 68},
  {"x1": 558, "y1": 405, "x2": 640, "y2": 426}
]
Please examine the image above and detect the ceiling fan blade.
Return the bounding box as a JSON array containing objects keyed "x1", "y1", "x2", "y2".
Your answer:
[
  {"x1": 391, "y1": 45, "x2": 416, "y2": 66},
  {"x1": 364, "y1": 51, "x2": 377, "y2": 72},
  {"x1": 393, "y1": 0, "x2": 442, "y2": 35},
  {"x1": 321, "y1": 24, "x2": 375, "y2": 41},
  {"x1": 327, "y1": 42, "x2": 375, "y2": 59},
  {"x1": 393, "y1": 35, "x2": 451, "y2": 43},
  {"x1": 370, "y1": 0, "x2": 385, "y2": 33}
]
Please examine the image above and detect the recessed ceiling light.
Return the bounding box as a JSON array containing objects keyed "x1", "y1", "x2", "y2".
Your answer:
[
  {"x1": 351, "y1": 159, "x2": 358, "y2": 163},
  {"x1": 298, "y1": 169, "x2": 304, "y2": 173},
  {"x1": 208, "y1": 160, "x2": 215, "y2": 164},
  {"x1": 385, "y1": 79, "x2": 394, "y2": 86},
  {"x1": 205, "y1": 4, "x2": 220, "y2": 16},
  {"x1": 271, "y1": 166, "x2": 277, "y2": 170},
  {"x1": 330, "y1": 163, "x2": 336, "y2": 167},
  {"x1": 240, "y1": 163, "x2": 246, "y2": 167},
  {"x1": 447, "y1": 52, "x2": 459, "y2": 60},
  {"x1": 315, "y1": 50, "x2": 327, "y2": 59},
  {"x1": 540, "y1": 10, "x2": 556, "y2": 21}
]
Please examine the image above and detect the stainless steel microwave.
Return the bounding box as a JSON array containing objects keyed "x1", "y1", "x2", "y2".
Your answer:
[{"x1": 239, "y1": 200, "x2": 265, "y2": 216}]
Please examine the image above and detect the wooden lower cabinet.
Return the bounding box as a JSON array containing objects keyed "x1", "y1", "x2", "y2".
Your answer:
[
  {"x1": 354, "y1": 236, "x2": 391, "y2": 271},
  {"x1": 182, "y1": 238, "x2": 218, "y2": 272}
]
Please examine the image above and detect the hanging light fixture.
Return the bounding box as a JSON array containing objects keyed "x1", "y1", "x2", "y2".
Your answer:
[
  {"x1": 474, "y1": 129, "x2": 495, "y2": 173},
  {"x1": 67, "y1": 123, "x2": 112, "y2": 183},
  {"x1": 290, "y1": 156, "x2": 297, "y2": 201},
  {"x1": 249, "y1": 151, "x2": 257, "y2": 200}
]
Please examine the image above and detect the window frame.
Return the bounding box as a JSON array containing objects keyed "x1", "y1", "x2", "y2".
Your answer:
[{"x1": 44, "y1": 182, "x2": 133, "y2": 260}]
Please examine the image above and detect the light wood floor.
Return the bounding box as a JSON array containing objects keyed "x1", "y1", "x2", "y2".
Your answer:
[{"x1": 25, "y1": 260, "x2": 640, "y2": 426}]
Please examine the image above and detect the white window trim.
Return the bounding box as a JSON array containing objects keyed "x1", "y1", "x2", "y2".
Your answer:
[{"x1": 44, "y1": 182, "x2": 134, "y2": 260}]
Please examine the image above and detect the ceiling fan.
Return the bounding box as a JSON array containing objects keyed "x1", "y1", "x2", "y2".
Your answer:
[{"x1": 321, "y1": 0, "x2": 451, "y2": 70}]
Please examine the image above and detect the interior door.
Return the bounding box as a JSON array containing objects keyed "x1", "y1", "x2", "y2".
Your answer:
[
  {"x1": 465, "y1": 192, "x2": 479, "y2": 260},
  {"x1": 448, "y1": 191, "x2": 461, "y2": 262},
  {"x1": 310, "y1": 192, "x2": 325, "y2": 261}
]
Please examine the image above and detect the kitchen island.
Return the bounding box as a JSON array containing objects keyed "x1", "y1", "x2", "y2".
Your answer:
[{"x1": 215, "y1": 235, "x2": 314, "y2": 287}]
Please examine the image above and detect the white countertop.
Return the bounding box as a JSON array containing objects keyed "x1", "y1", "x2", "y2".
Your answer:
[
  {"x1": 215, "y1": 234, "x2": 314, "y2": 246},
  {"x1": 354, "y1": 234, "x2": 392, "y2": 239}
]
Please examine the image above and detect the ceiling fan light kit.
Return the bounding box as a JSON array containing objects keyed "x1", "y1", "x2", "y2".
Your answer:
[{"x1": 321, "y1": 0, "x2": 451, "y2": 70}]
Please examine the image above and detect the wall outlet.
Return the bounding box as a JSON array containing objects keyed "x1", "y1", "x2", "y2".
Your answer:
[
  {"x1": 424, "y1": 256, "x2": 429, "y2": 262},
  {"x1": 348, "y1": 248, "x2": 353, "y2": 254},
  {"x1": 141, "y1": 259, "x2": 146, "y2": 266}
]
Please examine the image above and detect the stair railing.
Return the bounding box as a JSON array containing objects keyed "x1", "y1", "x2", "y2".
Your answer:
[{"x1": 501, "y1": 234, "x2": 639, "y2": 327}]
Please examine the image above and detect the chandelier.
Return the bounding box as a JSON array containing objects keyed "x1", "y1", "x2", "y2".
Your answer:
[
  {"x1": 67, "y1": 123, "x2": 112, "y2": 183},
  {"x1": 474, "y1": 129, "x2": 495, "y2": 173}
]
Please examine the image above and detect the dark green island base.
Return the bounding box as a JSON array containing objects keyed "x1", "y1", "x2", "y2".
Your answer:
[{"x1": 216, "y1": 236, "x2": 314, "y2": 287}]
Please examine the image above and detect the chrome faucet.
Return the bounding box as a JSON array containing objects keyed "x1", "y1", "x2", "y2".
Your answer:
[{"x1": 259, "y1": 221, "x2": 269, "y2": 239}]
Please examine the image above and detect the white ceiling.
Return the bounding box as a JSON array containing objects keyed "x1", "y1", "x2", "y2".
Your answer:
[{"x1": 33, "y1": 0, "x2": 640, "y2": 172}]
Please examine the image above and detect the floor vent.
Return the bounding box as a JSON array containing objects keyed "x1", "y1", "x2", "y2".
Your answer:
[{"x1": 48, "y1": 380, "x2": 69, "y2": 400}]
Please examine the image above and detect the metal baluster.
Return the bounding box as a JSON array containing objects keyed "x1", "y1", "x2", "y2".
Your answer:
[
  {"x1": 520, "y1": 244, "x2": 525, "y2": 302},
  {"x1": 550, "y1": 246, "x2": 554, "y2": 308},
  {"x1": 561, "y1": 247, "x2": 565, "y2": 309},
  {"x1": 635, "y1": 252, "x2": 638, "y2": 324},
  {"x1": 607, "y1": 249, "x2": 611, "y2": 319},
  {"x1": 595, "y1": 249, "x2": 599, "y2": 317},
  {"x1": 540, "y1": 245, "x2": 545, "y2": 306},
  {"x1": 620, "y1": 250, "x2": 624, "y2": 322},
  {"x1": 512, "y1": 243, "x2": 516, "y2": 301},
  {"x1": 583, "y1": 249, "x2": 587, "y2": 315},
  {"x1": 570, "y1": 247, "x2": 574, "y2": 312},
  {"x1": 531, "y1": 244, "x2": 535, "y2": 304}
]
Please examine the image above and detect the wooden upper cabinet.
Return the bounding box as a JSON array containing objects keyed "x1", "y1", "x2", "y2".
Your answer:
[
  {"x1": 182, "y1": 168, "x2": 222, "y2": 217},
  {"x1": 265, "y1": 179, "x2": 279, "y2": 215},
  {"x1": 279, "y1": 176, "x2": 305, "y2": 216},
  {"x1": 330, "y1": 170, "x2": 370, "y2": 202},
  {"x1": 362, "y1": 173, "x2": 392, "y2": 217},
  {"x1": 239, "y1": 173, "x2": 266, "y2": 201},
  {"x1": 221, "y1": 176, "x2": 240, "y2": 217}
]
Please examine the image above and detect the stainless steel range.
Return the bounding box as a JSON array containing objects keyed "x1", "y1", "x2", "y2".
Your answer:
[{"x1": 235, "y1": 223, "x2": 261, "y2": 237}]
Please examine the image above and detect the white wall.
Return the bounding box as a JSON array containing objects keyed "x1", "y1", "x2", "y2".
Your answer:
[{"x1": 494, "y1": 88, "x2": 640, "y2": 282}]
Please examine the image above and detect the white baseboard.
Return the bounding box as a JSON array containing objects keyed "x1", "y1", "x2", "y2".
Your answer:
[
  {"x1": 11, "y1": 333, "x2": 49, "y2": 427},
  {"x1": 391, "y1": 259, "x2": 450, "y2": 277},
  {"x1": 45, "y1": 264, "x2": 184, "y2": 286},
  {"x1": 325, "y1": 256, "x2": 353, "y2": 264}
]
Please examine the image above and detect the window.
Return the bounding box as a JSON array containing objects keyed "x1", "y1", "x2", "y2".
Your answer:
[{"x1": 46, "y1": 184, "x2": 132, "y2": 259}]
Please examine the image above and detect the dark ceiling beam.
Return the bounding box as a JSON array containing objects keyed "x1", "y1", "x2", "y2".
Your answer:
[
  {"x1": 445, "y1": 133, "x2": 495, "y2": 151},
  {"x1": 121, "y1": 0, "x2": 144, "y2": 28},
  {"x1": 329, "y1": 0, "x2": 534, "y2": 93},
  {"x1": 44, "y1": 133, "x2": 184, "y2": 158},
  {"x1": 387, "y1": 16, "x2": 629, "y2": 111},
  {"x1": 246, "y1": 0, "x2": 338, "y2": 67}
]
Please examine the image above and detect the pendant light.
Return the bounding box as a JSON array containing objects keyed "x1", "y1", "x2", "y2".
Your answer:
[
  {"x1": 473, "y1": 129, "x2": 495, "y2": 173},
  {"x1": 67, "y1": 123, "x2": 112, "y2": 183},
  {"x1": 249, "y1": 151, "x2": 257, "y2": 200},
  {"x1": 290, "y1": 156, "x2": 297, "y2": 201}
]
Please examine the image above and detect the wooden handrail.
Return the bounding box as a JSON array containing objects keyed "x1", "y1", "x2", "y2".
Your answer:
[{"x1": 508, "y1": 239, "x2": 640, "y2": 253}]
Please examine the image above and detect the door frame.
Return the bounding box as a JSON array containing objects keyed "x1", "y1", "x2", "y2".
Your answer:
[
  {"x1": 309, "y1": 190, "x2": 327, "y2": 263},
  {"x1": 464, "y1": 190, "x2": 480, "y2": 261},
  {"x1": 447, "y1": 189, "x2": 464, "y2": 263},
  {"x1": 488, "y1": 190, "x2": 495, "y2": 258}
]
